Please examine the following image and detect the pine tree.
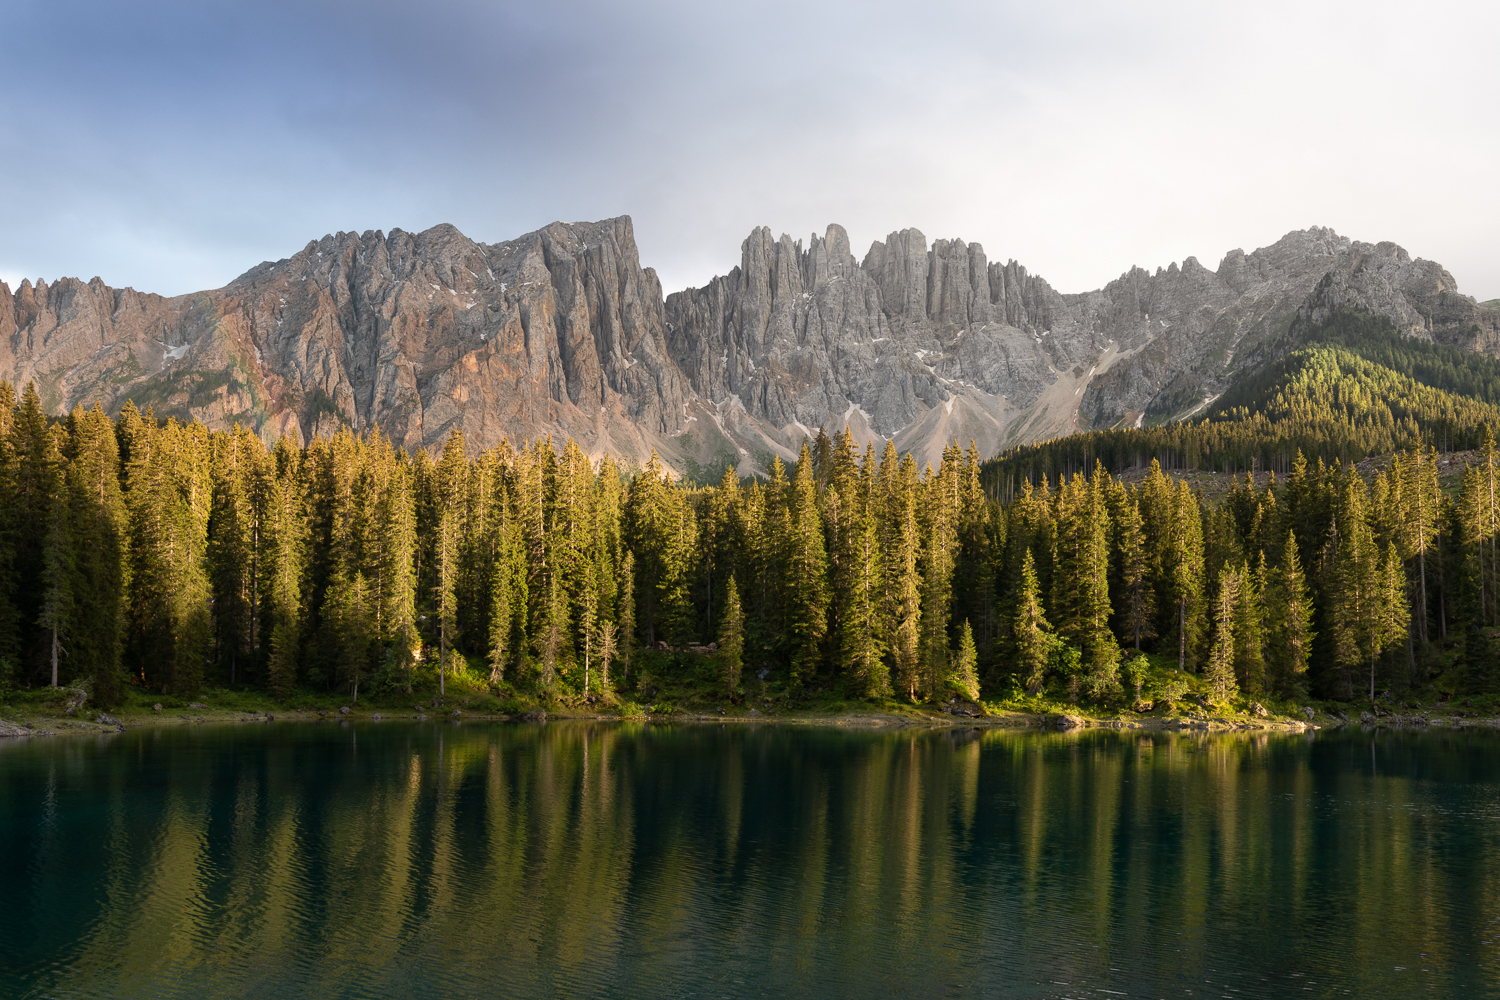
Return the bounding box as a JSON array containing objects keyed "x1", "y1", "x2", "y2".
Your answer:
[
  {"x1": 1369, "y1": 541, "x2": 1412, "y2": 703},
  {"x1": 1114, "y1": 490, "x2": 1155, "y2": 650},
  {"x1": 1205, "y1": 565, "x2": 1241, "y2": 704},
  {"x1": 38, "y1": 446, "x2": 73, "y2": 689},
  {"x1": 839, "y1": 512, "x2": 888, "y2": 698},
  {"x1": 379, "y1": 456, "x2": 420, "y2": 691},
  {"x1": 486, "y1": 506, "x2": 524, "y2": 685},
  {"x1": 618, "y1": 549, "x2": 636, "y2": 681},
  {"x1": 889, "y1": 478, "x2": 922, "y2": 700},
  {"x1": 336, "y1": 571, "x2": 375, "y2": 703},
  {"x1": 264, "y1": 444, "x2": 306, "y2": 702},
  {"x1": 537, "y1": 546, "x2": 565, "y2": 690},
  {"x1": 10, "y1": 383, "x2": 52, "y2": 683},
  {"x1": 918, "y1": 500, "x2": 954, "y2": 700},
  {"x1": 1266, "y1": 530, "x2": 1315, "y2": 699},
  {"x1": 718, "y1": 573, "x2": 745, "y2": 697},
  {"x1": 65, "y1": 403, "x2": 128, "y2": 706},
  {"x1": 208, "y1": 425, "x2": 258, "y2": 685},
  {"x1": 785, "y1": 443, "x2": 829, "y2": 687},
  {"x1": 1164, "y1": 479, "x2": 1206, "y2": 671},
  {"x1": 625, "y1": 450, "x2": 670, "y2": 645},
  {"x1": 597, "y1": 619, "x2": 618, "y2": 694},
  {"x1": 949, "y1": 620, "x2": 980, "y2": 702},
  {"x1": 1013, "y1": 549, "x2": 1054, "y2": 695},
  {"x1": 1052, "y1": 470, "x2": 1119, "y2": 698},
  {"x1": 433, "y1": 428, "x2": 467, "y2": 698},
  {"x1": 1233, "y1": 559, "x2": 1266, "y2": 696},
  {"x1": 0, "y1": 381, "x2": 18, "y2": 679},
  {"x1": 1328, "y1": 469, "x2": 1379, "y2": 700}
]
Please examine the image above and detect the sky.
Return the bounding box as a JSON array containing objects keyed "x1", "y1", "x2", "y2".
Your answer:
[{"x1": 2, "y1": 0, "x2": 1497, "y2": 302}]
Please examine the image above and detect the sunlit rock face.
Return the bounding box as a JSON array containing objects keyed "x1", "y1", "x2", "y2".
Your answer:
[
  {"x1": 4, "y1": 217, "x2": 1495, "y2": 475},
  {"x1": 662, "y1": 223, "x2": 1499, "y2": 469}
]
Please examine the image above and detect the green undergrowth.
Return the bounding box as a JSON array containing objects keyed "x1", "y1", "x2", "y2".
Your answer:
[{"x1": 0, "y1": 646, "x2": 1466, "y2": 728}]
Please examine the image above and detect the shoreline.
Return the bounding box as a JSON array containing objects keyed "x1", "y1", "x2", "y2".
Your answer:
[{"x1": 8, "y1": 702, "x2": 1482, "y2": 740}]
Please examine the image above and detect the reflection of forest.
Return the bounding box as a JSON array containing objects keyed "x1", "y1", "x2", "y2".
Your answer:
[{"x1": 2, "y1": 725, "x2": 1497, "y2": 997}]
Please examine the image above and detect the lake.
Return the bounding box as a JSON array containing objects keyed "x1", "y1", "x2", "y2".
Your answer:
[{"x1": 2, "y1": 721, "x2": 1498, "y2": 998}]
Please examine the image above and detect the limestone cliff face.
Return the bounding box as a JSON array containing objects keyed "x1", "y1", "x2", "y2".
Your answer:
[
  {"x1": 1286, "y1": 240, "x2": 1500, "y2": 353},
  {"x1": 666, "y1": 224, "x2": 1500, "y2": 467},
  {"x1": 0, "y1": 217, "x2": 694, "y2": 463},
  {"x1": 3, "y1": 216, "x2": 1495, "y2": 473}
]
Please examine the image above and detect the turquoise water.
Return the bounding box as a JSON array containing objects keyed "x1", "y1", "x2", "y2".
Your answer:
[{"x1": 2, "y1": 721, "x2": 1499, "y2": 998}]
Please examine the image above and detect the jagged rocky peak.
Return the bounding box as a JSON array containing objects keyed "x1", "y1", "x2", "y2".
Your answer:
[{"x1": 3, "y1": 218, "x2": 1495, "y2": 477}]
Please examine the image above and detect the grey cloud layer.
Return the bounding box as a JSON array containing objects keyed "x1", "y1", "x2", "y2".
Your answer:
[{"x1": 2, "y1": 0, "x2": 1496, "y2": 301}]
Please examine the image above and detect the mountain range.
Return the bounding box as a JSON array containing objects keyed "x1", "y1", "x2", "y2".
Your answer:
[{"x1": 4, "y1": 217, "x2": 1496, "y2": 476}]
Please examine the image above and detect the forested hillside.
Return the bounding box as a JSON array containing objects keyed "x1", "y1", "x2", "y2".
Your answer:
[
  {"x1": 985, "y1": 310, "x2": 1500, "y2": 488},
  {"x1": 1, "y1": 363, "x2": 1497, "y2": 711}
]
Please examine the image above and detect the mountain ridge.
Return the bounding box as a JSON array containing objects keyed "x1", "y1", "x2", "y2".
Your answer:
[{"x1": 3, "y1": 217, "x2": 1496, "y2": 476}]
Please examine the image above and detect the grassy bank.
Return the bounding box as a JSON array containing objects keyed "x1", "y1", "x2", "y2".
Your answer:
[{"x1": 5, "y1": 647, "x2": 1485, "y2": 738}]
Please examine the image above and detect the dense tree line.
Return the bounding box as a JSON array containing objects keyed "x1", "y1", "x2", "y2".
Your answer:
[
  {"x1": 986, "y1": 314, "x2": 1500, "y2": 490},
  {"x1": 2, "y1": 372, "x2": 1498, "y2": 709}
]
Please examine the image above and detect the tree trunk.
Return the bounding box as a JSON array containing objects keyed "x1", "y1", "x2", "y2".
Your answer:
[
  {"x1": 51, "y1": 626, "x2": 58, "y2": 688},
  {"x1": 1179, "y1": 598, "x2": 1187, "y2": 670}
]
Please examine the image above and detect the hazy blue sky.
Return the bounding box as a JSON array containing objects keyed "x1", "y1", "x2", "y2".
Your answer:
[{"x1": 2, "y1": 0, "x2": 1496, "y2": 300}]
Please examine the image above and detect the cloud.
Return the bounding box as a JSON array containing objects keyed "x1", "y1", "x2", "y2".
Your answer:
[{"x1": 2, "y1": 0, "x2": 1497, "y2": 299}]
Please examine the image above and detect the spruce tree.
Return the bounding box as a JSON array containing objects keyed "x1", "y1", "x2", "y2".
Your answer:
[
  {"x1": 1165, "y1": 479, "x2": 1206, "y2": 671},
  {"x1": 0, "y1": 381, "x2": 18, "y2": 679},
  {"x1": 718, "y1": 573, "x2": 745, "y2": 698},
  {"x1": 10, "y1": 383, "x2": 52, "y2": 683},
  {"x1": 264, "y1": 451, "x2": 306, "y2": 702},
  {"x1": 1013, "y1": 549, "x2": 1054, "y2": 695},
  {"x1": 785, "y1": 443, "x2": 829, "y2": 687},
  {"x1": 380, "y1": 457, "x2": 420, "y2": 691},
  {"x1": 1205, "y1": 565, "x2": 1241, "y2": 704},
  {"x1": 618, "y1": 549, "x2": 636, "y2": 682},
  {"x1": 597, "y1": 619, "x2": 618, "y2": 695},
  {"x1": 1052, "y1": 471, "x2": 1119, "y2": 697},
  {"x1": 487, "y1": 507, "x2": 524, "y2": 685},
  {"x1": 38, "y1": 455, "x2": 73, "y2": 689},
  {"x1": 1369, "y1": 541, "x2": 1412, "y2": 703},
  {"x1": 1328, "y1": 469, "x2": 1379, "y2": 699},
  {"x1": 336, "y1": 571, "x2": 375, "y2": 703},
  {"x1": 839, "y1": 512, "x2": 887, "y2": 698},
  {"x1": 889, "y1": 484, "x2": 922, "y2": 700},
  {"x1": 949, "y1": 620, "x2": 980, "y2": 702},
  {"x1": 1233, "y1": 559, "x2": 1267, "y2": 696},
  {"x1": 433, "y1": 428, "x2": 467, "y2": 697},
  {"x1": 1114, "y1": 491, "x2": 1154, "y2": 650},
  {"x1": 66, "y1": 403, "x2": 128, "y2": 706},
  {"x1": 1266, "y1": 530, "x2": 1315, "y2": 699},
  {"x1": 918, "y1": 503, "x2": 954, "y2": 699}
]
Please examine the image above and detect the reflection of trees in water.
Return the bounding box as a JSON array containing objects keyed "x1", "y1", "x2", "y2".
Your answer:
[{"x1": 8, "y1": 726, "x2": 1500, "y2": 997}]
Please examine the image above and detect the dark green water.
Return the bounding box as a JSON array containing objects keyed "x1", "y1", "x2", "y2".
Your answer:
[{"x1": 2, "y1": 722, "x2": 1499, "y2": 999}]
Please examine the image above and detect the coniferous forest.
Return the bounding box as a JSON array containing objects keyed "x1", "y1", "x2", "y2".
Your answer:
[{"x1": 7, "y1": 311, "x2": 1500, "y2": 712}]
